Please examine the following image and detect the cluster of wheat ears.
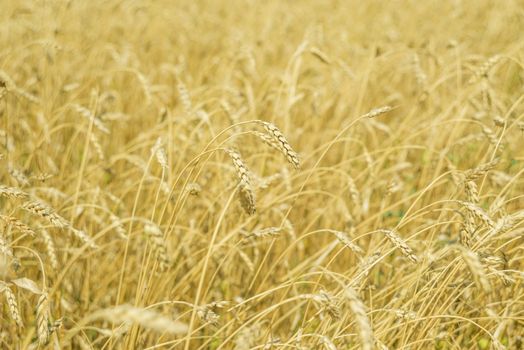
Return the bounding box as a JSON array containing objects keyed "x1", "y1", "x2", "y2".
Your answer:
[{"x1": 1, "y1": 0, "x2": 524, "y2": 349}]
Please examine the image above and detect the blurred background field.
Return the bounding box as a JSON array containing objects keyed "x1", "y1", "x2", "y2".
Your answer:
[{"x1": 1, "y1": 1, "x2": 524, "y2": 349}]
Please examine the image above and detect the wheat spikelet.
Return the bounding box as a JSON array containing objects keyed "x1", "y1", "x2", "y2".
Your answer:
[
  {"x1": 144, "y1": 222, "x2": 170, "y2": 271},
  {"x1": 0, "y1": 234, "x2": 14, "y2": 258},
  {"x1": 68, "y1": 228, "x2": 97, "y2": 249},
  {"x1": 344, "y1": 287, "x2": 374, "y2": 350},
  {"x1": 37, "y1": 291, "x2": 51, "y2": 345},
  {"x1": 186, "y1": 182, "x2": 202, "y2": 196},
  {"x1": 464, "y1": 158, "x2": 499, "y2": 181},
  {"x1": 488, "y1": 196, "x2": 507, "y2": 216},
  {"x1": 459, "y1": 215, "x2": 475, "y2": 248},
  {"x1": 380, "y1": 229, "x2": 419, "y2": 263},
  {"x1": 309, "y1": 47, "x2": 331, "y2": 64},
  {"x1": 493, "y1": 115, "x2": 506, "y2": 127},
  {"x1": 481, "y1": 126, "x2": 502, "y2": 148},
  {"x1": 385, "y1": 180, "x2": 401, "y2": 196},
  {"x1": 237, "y1": 249, "x2": 255, "y2": 272},
  {"x1": 196, "y1": 303, "x2": 221, "y2": 326},
  {"x1": 8, "y1": 166, "x2": 30, "y2": 187},
  {"x1": 347, "y1": 176, "x2": 361, "y2": 206},
  {"x1": 301, "y1": 290, "x2": 340, "y2": 319},
  {"x1": 362, "y1": 106, "x2": 392, "y2": 118},
  {"x1": 89, "y1": 304, "x2": 188, "y2": 334},
  {"x1": 321, "y1": 336, "x2": 337, "y2": 350},
  {"x1": 253, "y1": 131, "x2": 284, "y2": 153},
  {"x1": 72, "y1": 104, "x2": 110, "y2": 134},
  {"x1": 393, "y1": 308, "x2": 417, "y2": 320},
  {"x1": 474, "y1": 54, "x2": 503, "y2": 80},
  {"x1": 1, "y1": 215, "x2": 36, "y2": 237},
  {"x1": 459, "y1": 247, "x2": 491, "y2": 292},
  {"x1": 412, "y1": 53, "x2": 427, "y2": 89},
  {"x1": 89, "y1": 132, "x2": 105, "y2": 160},
  {"x1": 244, "y1": 227, "x2": 281, "y2": 239},
  {"x1": 224, "y1": 148, "x2": 256, "y2": 215},
  {"x1": 1, "y1": 282, "x2": 24, "y2": 328},
  {"x1": 151, "y1": 137, "x2": 168, "y2": 171},
  {"x1": 0, "y1": 185, "x2": 28, "y2": 199},
  {"x1": 352, "y1": 252, "x2": 381, "y2": 287},
  {"x1": 136, "y1": 72, "x2": 152, "y2": 105},
  {"x1": 464, "y1": 181, "x2": 479, "y2": 204},
  {"x1": 41, "y1": 228, "x2": 59, "y2": 270},
  {"x1": 260, "y1": 122, "x2": 300, "y2": 169},
  {"x1": 333, "y1": 231, "x2": 364, "y2": 254},
  {"x1": 458, "y1": 201, "x2": 495, "y2": 228},
  {"x1": 22, "y1": 200, "x2": 70, "y2": 228},
  {"x1": 234, "y1": 324, "x2": 260, "y2": 350},
  {"x1": 109, "y1": 214, "x2": 128, "y2": 239},
  {"x1": 177, "y1": 80, "x2": 192, "y2": 115}
]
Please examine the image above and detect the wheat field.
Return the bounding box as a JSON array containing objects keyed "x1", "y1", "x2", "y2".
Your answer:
[{"x1": 1, "y1": 0, "x2": 524, "y2": 349}]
